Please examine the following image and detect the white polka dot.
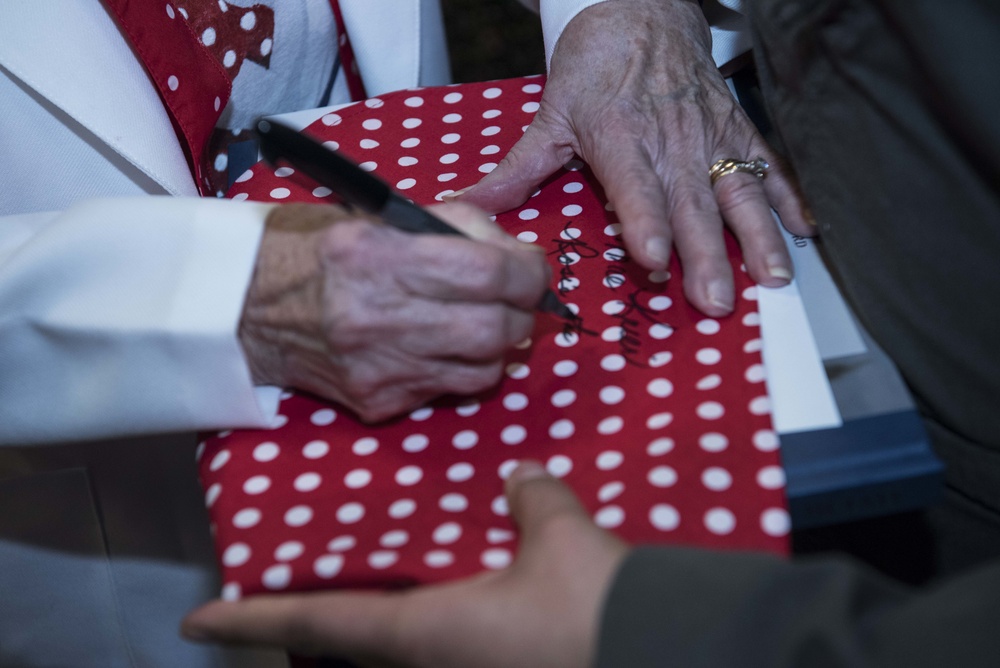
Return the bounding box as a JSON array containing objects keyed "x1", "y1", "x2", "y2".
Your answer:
[
  {"x1": 360, "y1": 139, "x2": 380, "y2": 150},
  {"x1": 268, "y1": 188, "x2": 290, "y2": 200},
  {"x1": 506, "y1": 362, "x2": 530, "y2": 380},
  {"x1": 546, "y1": 455, "x2": 573, "y2": 477},
  {"x1": 598, "y1": 481, "x2": 625, "y2": 503},
  {"x1": 605, "y1": 223, "x2": 623, "y2": 236},
  {"x1": 650, "y1": 504, "x2": 680, "y2": 531},
  {"x1": 762, "y1": 508, "x2": 791, "y2": 536},
  {"x1": 481, "y1": 125, "x2": 500, "y2": 135},
  {"x1": 398, "y1": 138, "x2": 421, "y2": 150},
  {"x1": 440, "y1": 493, "x2": 469, "y2": 512},
  {"x1": 205, "y1": 483, "x2": 222, "y2": 507},
  {"x1": 404, "y1": 96, "x2": 424, "y2": 107},
  {"x1": 167, "y1": 75, "x2": 179, "y2": 91},
  {"x1": 646, "y1": 412, "x2": 673, "y2": 430},
  {"x1": 452, "y1": 430, "x2": 479, "y2": 449},
  {"x1": 314, "y1": 554, "x2": 344, "y2": 579},
  {"x1": 550, "y1": 390, "x2": 576, "y2": 409},
  {"x1": 446, "y1": 462, "x2": 474, "y2": 482},
  {"x1": 209, "y1": 449, "x2": 231, "y2": 471},
  {"x1": 223, "y1": 50, "x2": 237, "y2": 68},
  {"x1": 601, "y1": 354, "x2": 627, "y2": 372},
  {"x1": 743, "y1": 312, "x2": 762, "y2": 327},
  {"x1": 697, "y1": 374, "x2": 723, "y2": 390},
  {"x1": 253, "y1": 442, "x2": 281, "y2": 462},
  {"x1": 647, "y1": 378, "x2": 674, "y2": 398},
  {"x1": 700, "y1": 433, "x2": 729, "y2": 452},
  {"x1": 647, "y1": 438, "x2": 675, "y2": 456},
  {"x1": 563, "y1": 182, "x2": 584, "y2": 194},
  {"x1": 234, "y1": 169, "x2": 253, "y2": 183},
  {"x1": 388, "y1": 499, "x2": 416, "y2": 519},
  {"x1": 553, "y1": 360, "x2": 578, "y2": 377},
  {"x1": 745, "y1": 364, "x2": 767, "y2": 383},
  {"x1": 502, "y1": 393, "x2": 529, "y2": 411},
  {"x1": 438, "y1": 133, "x2": 461, "y2": 146},
  {"x1": 327, "y1": 535, "x2": 356, "y2": 552},
  {"x1": 438, "y1": 172, "x2": 457, "y2": 182},
  {"x1": 757, "y1": 466, "x2": 786, "y2": 489},
  {"x1": 380, "y1": 530, "x2": 409, "y2": 549},
  {"x1": 321, "y1": 113, "x2": 343, "y2": 126},
  {"x1": 344, "y1": 469, "x2": 372, "y2": 489},
  {"x1": 260, "y1": 38, "x2": 272, "y2": 56},
  {"x1": 402, "y1": 434, "x2": 429, "y2": 453},
  {"x1": 243, "y1": 475, "x2": 270, "y2": 495},
  {"x1": 433, "y1": 522, "x2": 462, "y2": 545},
  {"x1": 352, "y1": 437, "x2": 379, "y2": 456},
  {"x1": 311, "y1": 408, "x2": 336, "y2": 426},
  {"x1": 491, "y1": 495, "x2": 509, "y2": 516},
  {"x1": 561, "y1": 204, "x2": 583, "y2": 217},
  {"x1": 702, "y1": 467, "x2": 733, "y2": 491},
  {"x1": 232, "y1": 508, "x2": 261, "y2": 529},
  {"x1": 294, "y1": 472, "x2": 321, "y2": 492},
  {"x1": 696, "y1": 348, "x2": 722, "y2": 365},
  {"x1": 481, "y1": 144, "x2": 501, "y2": 155},
  {"x1": 749, "y1": 396, "x2": 772, "y2": 415},
  {"x1": 696, "y1": 319, "x2": 722, "y2": 335},
  {"x1": 362, "y1": 119, "x2": 383, "y2": 131},
  {"x1": 549, "y1": 420, "x2": 576, "y2": 440},
  {"x1": 521, "y1": 101, "x2": 541, "y2": 114},
  {"x1": 649, "y1": 324, "x2": 674, "y2": 340},
  {"x1": 595, "y1": 505, "x2": 625, "y2": 529},
  {"x1": 396, "y1": 177, "x2": 416, "y2": 190},
  {"x1": 603, "y1": 300, "x2": 626, "y2": 316},
  {"x1": 697, "y1": 402, "x2": 725, "y2": 420},
  {"x1": 231, "y1": 192, "x2": 249, "y2": 201},
  {"x1": 600, "y1": 386, "x2": 626, "y2": 405},
  {"x1": 443, "y1": 113, "x2": 462, "y2": 123},
  {"x1": 284, "y1": 505, "x2": 313, "y2": 527},
  {"x1": 166, "y1": 4, "x2": 175, "y2": 19},
  {"x1": 398, "y1": 156, "x2": 418, "y2": 167},
  {"x1": 240, "y1": 10, "x2": 256, "y2": 30},
  {"x1": 705, "y1": 508, "x2": 736, "y2": 535},
  {"x1": 500, "y1": 425, "x2": 527, "y2": 445},
  {"x1": 649, "y1": 352, "x2": 672, "y2": 367},
  {"x1": 302, "y1": 440, "x2": 329, "y2": 459},
  {"x1": 481, "y1": 548, "x2": 512, "y2": 570},
  {"x1": 424, "y1": 550, "x2": 455, "y2": 568},
  {"x1": 402, "y1": 117, "x2": 422, "y2": 129},
  {"x1": 648, "y1": 270, "x2": 670, "y2": 283},
  {"x1": 483, "y1": 87, "x2": 503, "y2": 99},
  {"x1": 312, "y1": 186, "x2": 333, "y2": 197},
  {"x1": 395, "y1": 466, "x2": 424, "y2": 486},
  {"x1": 518, "y1": 208, "x2": 539, "y2": 221},
  {"x1": 597, "y1": 416, "x2": 624, "y2": 435},
  {"x1": 647, "y1": 296, "x2": 671, "y2": 312},
  {"x1": 753, "y1": 430, "x2": 780, "y2": 452},
  {"x1": 555, "y1": 330, "x2": 580, "y2": 347},
  {"x1": 221, "y1": 583, "x2": 241, "y2": 602},
  {"x1": 648, "y1": 466, "x2": 678, "y2": 488},
  {"x1": 336, "y1": 502, "x2": 365, "y2": 524},
  {"x1": 497, "y1": 459, "x2": 520, "y2": 480},
  {"x1": 368, "y1": 551, "x2": 399, "y2": 570},
  {"x1": 275, "y1": 541, "x2": 304, "y2": 562},
  {"x1": 262, "y1": 564, "x2": 291, "y2": 590},
  {"x1": 222, "y1": 543, "x2": 251, "y2": 567},
  {"x1": 596, "y1": 450, "x2": 624, "y2": 470},
  {"x1": 440, "y1": 91, "x2": 463, "y2": 104},
  {"x1": 603, "y1": 274, "x2": 627, "y2": 289},
  {"x1": 365, "y1": 98, "x2": 384, "y2": 109}
]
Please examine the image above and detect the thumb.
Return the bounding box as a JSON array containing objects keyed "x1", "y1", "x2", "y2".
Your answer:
[
  {"x1": 449, "y1": 120, "x2": 575, "y2": 214},
  {"x1": 504, "y1": 460, "x2": 593, "y2": 545}
]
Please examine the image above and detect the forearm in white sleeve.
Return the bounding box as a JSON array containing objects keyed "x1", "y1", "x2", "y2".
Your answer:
[{"x1": 0, "y1": 197, "x2": 282, "y2": 445}]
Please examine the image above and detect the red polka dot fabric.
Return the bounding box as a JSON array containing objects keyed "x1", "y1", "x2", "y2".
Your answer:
[{"x1": 199, "y1": 76, "x2": 788, "y2": 600}]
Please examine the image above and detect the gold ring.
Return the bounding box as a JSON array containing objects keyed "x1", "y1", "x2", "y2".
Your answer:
[{"x1": 709, "y1": 157, "x2": 769, "y2": 186}]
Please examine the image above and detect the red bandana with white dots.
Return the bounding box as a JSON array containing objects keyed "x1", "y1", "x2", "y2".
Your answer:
[
  {"x1": 198, "y1": 77, "x2": 790, "y2": 600},
  {"x1": 103, "y1": 0, "x2": 363, "y2": 196}
]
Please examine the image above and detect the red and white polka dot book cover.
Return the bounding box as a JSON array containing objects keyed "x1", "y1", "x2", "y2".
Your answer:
[{"x1": 199, "y1": 76, "x2": 789, "y2": 600}]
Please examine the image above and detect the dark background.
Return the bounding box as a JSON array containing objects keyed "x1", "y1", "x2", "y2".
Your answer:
[{"x1": 440, "y1": 0, "x2": 545, "y2": 82}]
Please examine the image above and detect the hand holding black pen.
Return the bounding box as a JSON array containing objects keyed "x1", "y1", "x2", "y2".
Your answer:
[{"x1": 255, "y1": 119, "x2": 574, "y2": 320}]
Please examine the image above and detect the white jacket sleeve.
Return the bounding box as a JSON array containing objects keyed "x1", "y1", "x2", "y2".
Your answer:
[
  {"x1": 523, "y1": 0, "x2": 752, "y2": 70},
  {"x1": 0, "y1": 197, "x2": 282, "y2": 445}
]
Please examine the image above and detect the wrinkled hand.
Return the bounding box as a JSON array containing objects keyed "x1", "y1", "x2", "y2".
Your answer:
[
  {"x1": 455, "y1": 0, "x2": 815, "y2": 316},
  {"x1": 238, "y1": 202, "x2": 550, "y2": 422},
  {"x1": 182, "y1": 461, "x2": 629, "y2": 667}
]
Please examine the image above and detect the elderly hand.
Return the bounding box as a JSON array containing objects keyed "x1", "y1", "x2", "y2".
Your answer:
[
  {"x1": 182, "y1": 461, "x2": 629, "y2": 667},
  {"x1": 238, "y1": 202, "x2": 550, "y2": 422},
  {"x1": 455, "y1": 0, "x2": 815, "y2": 316}
]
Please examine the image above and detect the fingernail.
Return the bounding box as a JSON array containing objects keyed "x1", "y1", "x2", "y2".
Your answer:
[
  {"x1": 803, "y1": 207, "x2": 817, "y2": 226},
  {"x1": 644, "y1": 237, "x2": 670, "y2": 267},
  {"x1": 510, "y1": 460, "x2": 549, "y2": 483},
  {"x1": 441, "y1": 185, "x2": 473, "y2": 201},
  {"x1": 707, "y1": 279, "x2": 734, "y2": 311},
  {"x1": 766, "y1": 254, "x2": 793, "y2": 281}
]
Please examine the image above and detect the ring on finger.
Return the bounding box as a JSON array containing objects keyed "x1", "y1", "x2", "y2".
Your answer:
[{"x1": 709, "y1": 157, "x2": 769, "y2": 186}]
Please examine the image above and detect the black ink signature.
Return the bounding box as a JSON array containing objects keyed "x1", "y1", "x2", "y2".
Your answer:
[
  {"x1": 549, "y1": 221, "x2": 600, "y2": 295},
  {"x1": 609, "y1": 288, "x2": 672, "y2": 367}
]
